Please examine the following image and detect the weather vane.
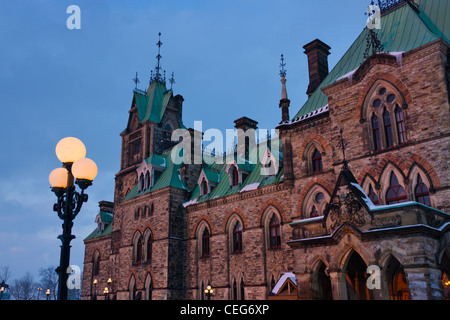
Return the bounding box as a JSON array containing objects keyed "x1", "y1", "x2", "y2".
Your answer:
[
  {"x1": 150, "y1": 32, "x2": 165, "y2": 83},
  {"x1": 279, "y1": 54, "x2": 287, "y2": 78}
]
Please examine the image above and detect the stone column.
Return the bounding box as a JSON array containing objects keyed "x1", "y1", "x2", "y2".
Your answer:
[
  {"x1": 328, "y1": 269, "x2": 347, "y2": 300},
  {"x1": 295, "y1": 272, "x2": 312, "y2": 300},
  {"x1": 404, "y1": 266, "x2": 444, "y2": 300}
]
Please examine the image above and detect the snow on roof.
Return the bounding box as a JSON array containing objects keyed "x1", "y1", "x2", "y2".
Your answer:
[{"x1": 271, "y1": 272, "x2": 296, "y2": 295}]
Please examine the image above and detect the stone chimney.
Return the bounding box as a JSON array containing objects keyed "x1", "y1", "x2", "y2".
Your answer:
[
  {"x1": 234, "y1": 116, "x2": 258, "y2": 160},
  {"x1": 303, "y1": 39, "x2": 331, "y2": 97}
]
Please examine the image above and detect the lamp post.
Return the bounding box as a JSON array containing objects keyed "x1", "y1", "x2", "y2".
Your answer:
[
  {"x1": 49, "y1": 137, "x2": 98, "y2": 301},
  {"x1": 204, "y1": 285, "x2": 214, "y2": 300},
  {"x1": 46, "y1": 289, "x2": 51, "y2": 300},
  {"x1": 0, "y1": 281, "x2": 9, "y2": 300},
  {"x1": 92, "y1": 279, "x2": 98, "y2": 300}
]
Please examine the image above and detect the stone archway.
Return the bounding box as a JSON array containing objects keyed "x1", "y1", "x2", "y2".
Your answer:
[
  {"x1": 311, "y1": 261, "x2": 332, "y2": 300},
  {"x1": 344, "y1": 250, "x2": 371, "y2": 300},
  {"x1": 384, "y1": 255, "x2": 409, "y2": 300}
]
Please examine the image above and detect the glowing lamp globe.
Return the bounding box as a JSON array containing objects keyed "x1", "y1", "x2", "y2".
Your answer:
[
  {"x1": 49, "y1": 168, "x2": 69, "y2": 188},
  {"x1": 72, "y1": 157, "x2": 98, "y2": 181},
  {"x1": 55, "y1": 137, "x2": 86, "y2": 163}
]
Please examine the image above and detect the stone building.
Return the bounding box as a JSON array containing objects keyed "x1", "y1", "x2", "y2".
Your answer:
[{"x1": 81, "y1": 0, "x2": 450, "y2": 300}]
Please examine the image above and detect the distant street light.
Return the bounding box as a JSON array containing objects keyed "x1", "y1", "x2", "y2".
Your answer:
[
  {"x1": 46, "y1": 289, "x2": 51, "y2": 300},
  {"x1": 204, "y1": 285, "x2": 214, "y2": 300},
  {"x1": 49, "y1": 137, "x2": 98, "y2": 300}
]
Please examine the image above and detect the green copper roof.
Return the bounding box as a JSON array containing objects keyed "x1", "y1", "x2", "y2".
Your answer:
[
  {"x1": 134, "y1": 81, "x2": 172, "y2": 124},
  {"x1": 184, "y1": 140, "x2": 284, "y2": 206},
  {"x1": 293, "y1": 0, "x2": 450, "y2": 119},
  {"x1": 122, "y1": 149, "x2": 187, "y2": 201},
  {"x1": 84, "y1": 222, "x2": 112, "y2": 241}
]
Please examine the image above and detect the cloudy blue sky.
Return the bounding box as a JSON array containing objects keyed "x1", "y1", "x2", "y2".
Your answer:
[{"x1": 0, "y1": 0, "x2": 367, "y2": 284}]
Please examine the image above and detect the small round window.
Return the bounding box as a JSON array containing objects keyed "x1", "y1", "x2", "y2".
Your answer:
[
  {"x1": 373, "y1": 99, "x2": 382, "y2": 108},
  {"x1": 378, "y1": 87, "x2": 386, "y2": 95},
  {"x1": 387, "y1": 94, "x2": 396, "y2": 103},
  {"x1": 315, "y1": 192, "x2": 325, "y2": 204}
]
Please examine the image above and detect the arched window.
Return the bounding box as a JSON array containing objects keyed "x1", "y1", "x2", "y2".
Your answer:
[
  {"x1": 364, "y1": 81, "x2": 408, "y2": 152},
  {"x1": 383, "y1": 108, "x2": 394, "y2": 148},
  {"x1": 92, "y1": 250, "x2": 100, "y2": 276},
  {"x1": 144, "y1": 273, "x2": 153, "y2": 300},
  {"x1": 232, "y1": 166, "x2": 239, "y2": 186},
  {"x1": 202, "y1": 228, "x2": 210, "y2": 257},
  {"x1": 232, "y1": 279, "x2": 238, "y2": 300},
  {"x1": 395, "y1": 106, "x2": 406, "y2": 144},
  {"x1": 269, "y1": 215, "x2": 281, "y2": 249},
  {"x1": 145, "y1": 232, "x2": 153, "y2": 263},
  {"x1": 414, "y1": 174, "x2": 430, "y2": 206},
  {"x1": 386, "y1": 172, "x2": 407, "y2": 204},
  {"x1": 136, "y1": 236, "x2": 143, "y2": 263},
  {"x1": 372, "y1": 114, "x2": 382, "y2": 151},
  {"x1": 312, "y1": 148, "x2": 323, "y2": 173},
  {"x1": 145, "y1": 171, "x2": 151, "y2": 190},
  {"x1": 139, "y1": 173, "x2": 144, "y2": 192},
  {"x1": 368, "y1": 184, "x2": 380, "y2": 205},
  {"x1": 232, "y1": 222, "x2": 243, "y2": 253},
  {"x1": 202, "y1": 179, "x2": 209, "y2": 196}
]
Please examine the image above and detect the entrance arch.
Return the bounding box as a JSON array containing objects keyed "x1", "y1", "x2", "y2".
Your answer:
[
  {"x1": 311, "y1": 261, "x2": 332, "y2": 300},
  {"x1": 343, "y1": 250, "x2": 371, "y2": 300},
  {"x1": 384, "y1": 255, "x2": 409, "y2": 300}
]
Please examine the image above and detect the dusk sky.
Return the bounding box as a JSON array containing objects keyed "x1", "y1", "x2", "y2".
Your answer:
[{"x1": 0, "y1": 0, "x2": 368, "y2": 283}]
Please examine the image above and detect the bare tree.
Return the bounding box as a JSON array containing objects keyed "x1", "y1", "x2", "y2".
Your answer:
[
  {"x1": 0, "y1": 265, "x2": 12, "y2": 283},
  {"x1": 10, "y1": 272, "x2": 37, "y2": 300},
  {"x1": 38, "y1": 266, "x2": 58, "y2": 300}
]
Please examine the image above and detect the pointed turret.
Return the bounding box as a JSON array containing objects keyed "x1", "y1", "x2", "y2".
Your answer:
[{"x1": 279, "y1": 54, "x2": 290, "y2": 123}]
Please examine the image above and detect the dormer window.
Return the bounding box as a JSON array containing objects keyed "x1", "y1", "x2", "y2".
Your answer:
[{"x1": 201, "y1": 179, "x2": 209, "y2": 196}]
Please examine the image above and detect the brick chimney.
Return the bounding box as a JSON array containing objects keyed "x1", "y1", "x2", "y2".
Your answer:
[{"x1": 303, "y1": 39, "x2": 331, "y2": 97}]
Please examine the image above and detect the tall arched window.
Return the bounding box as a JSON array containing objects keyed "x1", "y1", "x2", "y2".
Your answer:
[
  {"x1": 232, "y1": 279, "x2": 238, "y2": 300},
  {"x1": 145, "y1": 232, "x2": 153, "y2": 263},
  {"x1": 269, "y1": 215, "x2": 281, "y2": 249},
  {"x1": 395, "y1": 106, "x2": 406, "y2": 144},
  {"x1": 386, "y1": 172, "x2": 407, "y2": 204},
  {"x1": 136, "y1": 236, "x2": 143, "y2": 263},
  {"x1": 232, "y1": 222, "x2": 243, "y2": 253},
  {"x1": 139, "y1": 173, "x2": 144, "y2": 192},
  {"x1": 92, "y1": 250, "x2": 100, "y2": 276},
  {"x1": 364, "y1": 81, "x2": 408, "y2": 151},
  {"x1": 312, "y1": 148, "x2": 323, "y2": 173},
  {"x1": 383, "y1": 108, "x2": 394, "y2": 148},
  {"x1": 202, "y1": 228, "x2": 210, "y2": 257},
  {"x1": 372, "y1": 114, "x2": 382, "y2": 151},
  {"x1": 240, "y1": 279, "x2": 245, "y2": 300},
  {"x1": 414, "y1": 174, "x2": 431, "y2": 206}
]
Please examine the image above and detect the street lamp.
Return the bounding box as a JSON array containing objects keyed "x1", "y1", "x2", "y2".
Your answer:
[
  {"x1": 204, "y1": 285, "x2": 214, "y2": 300},
  {"x1": 49, "y1": 137, "x2": 98, "y2": 300},
  {"x1": 0, "y1": 281, "x2": 9, "y2": 300},
  {"x1": 46, "y1": 289, "x2": 51, "y2": 300},
  {"x1": 103, "y1": 287, "x2": 109, "y2": 300}
]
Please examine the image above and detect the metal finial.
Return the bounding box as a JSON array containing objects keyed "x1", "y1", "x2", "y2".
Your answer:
[
  {"x1": 132, "y1": 72, "x2": 140, "y2": 89},
  {"x1": 279, "y1": 54, "x2": 287, "y2": 78},
  {"x1": 169, "y1": 72, "x2": 175, "y2": 90},
  {"x1": 151, "y1": 32, "x2": 164, "y2": 83}
]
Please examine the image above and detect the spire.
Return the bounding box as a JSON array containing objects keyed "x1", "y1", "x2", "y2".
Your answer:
[
  {"x1": 169, "y1": 72, "x2": 175, "y2": 91},
  {"x1": 280, "y1": 54, "x2": 288, "y2": 100},
  {"x1": 150, "y1": 32, "x2": 166, "y2": 84},
  {"x1": 278, "y1": 54, "x2": 290, "y2": 123}
]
